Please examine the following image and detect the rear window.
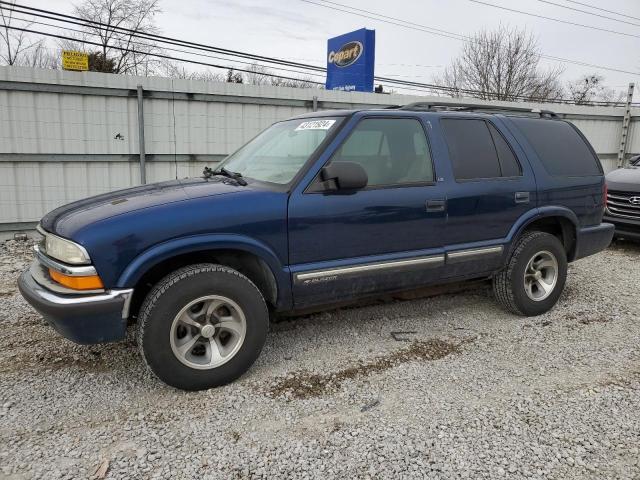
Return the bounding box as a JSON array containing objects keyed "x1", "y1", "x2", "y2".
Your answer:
[{"x1": 510, "y1": 118, "x2": 601, "y2": 176}]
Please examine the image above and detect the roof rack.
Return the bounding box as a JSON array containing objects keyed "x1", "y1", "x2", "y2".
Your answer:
[{"x1": 395, "y1": 102, "x2": 559, "y2": 118}]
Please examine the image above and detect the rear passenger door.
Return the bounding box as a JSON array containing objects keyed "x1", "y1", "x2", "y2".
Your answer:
[{"x1": 438, "y1": 117, "x2": 536, "y2": 277}]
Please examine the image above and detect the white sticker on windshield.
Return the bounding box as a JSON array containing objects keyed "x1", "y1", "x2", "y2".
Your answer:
[{"x1": 295, "y1": 120, "x2": 336, "y2": 131}]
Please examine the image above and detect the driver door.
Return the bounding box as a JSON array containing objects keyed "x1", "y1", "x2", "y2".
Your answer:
[{"x1": 287, "y1": 116, "x2": 448, "y2": 307}]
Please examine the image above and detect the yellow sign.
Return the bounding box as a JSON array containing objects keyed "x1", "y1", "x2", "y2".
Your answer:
[{"x1": 62, "y1": 51, "x2": 89, "y2": 71}]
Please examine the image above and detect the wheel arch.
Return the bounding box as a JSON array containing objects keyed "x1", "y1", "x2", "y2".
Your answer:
[
  {"x1": 117, "y1": 234, "x2": 291, "y2": 319},
  {"x1": 508, "y1": 207, "x2": 579, "y2": 261}
]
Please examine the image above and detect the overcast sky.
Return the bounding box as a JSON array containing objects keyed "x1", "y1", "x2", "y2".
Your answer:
[{"x1": 37, "y1": 0, "x2": 640, "y2": 94}]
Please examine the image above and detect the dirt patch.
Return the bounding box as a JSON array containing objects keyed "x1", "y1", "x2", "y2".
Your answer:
[
  {"x1": 566, "y1": 369, "x2": 640, "y2": 393},
  {"x1": 267, "y1": 339, "x2": 464, "y2": 400},
  {"x1": 563, "y1": 311, "x2": 611, "y2": 326},
  {"x1": 0, "y1": 338, "x2": 135, "y2": 375},
  {"x1": 0, "y1": 351, "x2": 112, "y2": 375}
]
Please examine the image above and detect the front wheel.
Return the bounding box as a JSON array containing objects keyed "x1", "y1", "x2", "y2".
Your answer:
[
  {"x1": 493, "y1": 231, "x2": 568, "y2": 316},
  {"x1": 137, "y1": 264, "x2": 269, "y2": 390}
]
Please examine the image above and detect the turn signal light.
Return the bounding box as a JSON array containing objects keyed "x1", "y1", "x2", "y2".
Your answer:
[{"x1": 49, "y1": 269, "x2": 104, "y2": 290}]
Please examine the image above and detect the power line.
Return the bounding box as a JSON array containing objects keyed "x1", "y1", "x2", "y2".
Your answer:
[
  {"x1": 1, "y1": 5, "x2": 463, "y2": 95},
  {"x1": 0, "y1": 3, "x2": 635, "y2": 105},
  {"x1": 563, "y1": 0, "x2": 640, "y2": 22},
  {"x1": 303, "y1": 0, "x2": 468, "y2": 41},
  {"x1": 5, "y1": 12, "x2": 328, "y2": 81},
  {"x1": 0, "y1": 1, "x2": 327, "y2": 73},
  {"x1": 299, "y1": 0, "x2": 467, "y2": 42},
  {"x1": 300, "y1": 0, "x2": 640, "y2": 76},
  {"x1": 0, "y1": 23, "x2": 571, "y2": 102},
  {"x1": 6, "y1": 11, "x2": 442, "y2": 82},
  {"x1": 6, "y1": 0, "x2": 640, "y2": 80},
  {"x1": 1, "y1": 24, "x2": 326, "y2": 85},
  {"x1": 468, "y1": 0, "x2": 640, "y2": 39},
  {"x1": 0, "y1": 23, "x2": 451, "y2": 96},
  {"x1": 534, "y1": 0, "x2": 640, "y2": 27},
  {"x1": 0, "y1": 2, "x2": 546, "y2": 99}
]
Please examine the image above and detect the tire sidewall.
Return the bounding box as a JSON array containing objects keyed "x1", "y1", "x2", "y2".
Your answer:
[
  {"x1": 510, "y1": 234, "x2": 567, "y2": 316},
  {"x1": 139, "y1": 266, "x2": 268, "y2": 390}
]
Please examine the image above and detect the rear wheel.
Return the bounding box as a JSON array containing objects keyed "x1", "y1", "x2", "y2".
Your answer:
[
  {"x1": 137, "y1": 264, "x2": 268, "y2": 390},
  {"x1": 493, "y1": 231, "x2": 567, "y2": 316}
]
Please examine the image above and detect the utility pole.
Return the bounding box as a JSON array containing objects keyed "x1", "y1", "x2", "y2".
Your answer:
[
  {"x1": 137, "y1": 85, "x2": 147, "y2": 184},
  {"x1": 617, "y1": 82, "x2": 634, "y2": 168}
]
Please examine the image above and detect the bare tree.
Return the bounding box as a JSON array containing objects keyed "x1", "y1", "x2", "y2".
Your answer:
[
  {"x1": 243, "y1": 63, "x2": 272, "y2": 86},
  {"x1": 436, "y1": 26, "x2": 564, "y2": 102},
  {"x1": 161, "y1": 61, "x2": 226, "y2": 82},
  {"x1": 0, "y1": 0, "x2": 43, "y2": 66},
  {"x1": 24, "y1": 43, "x2": 59, "y2": 69},
  {"x1": 567, "y1": 74, "x2": 625, "y2": 105},
  {"x1": 192, "y1": 70, "x2": 226, "y2": 83},
  {"x1": 244, "y1": 63, "x2": 317, "y2": 88},
  {"x1": 70, "y1": 0, "x2": 162, "y2": 75}
]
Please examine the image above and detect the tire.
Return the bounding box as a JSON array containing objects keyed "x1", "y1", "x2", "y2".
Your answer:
[
  {"x1": 493, "y1": 231, "x2": 567, "y2": 316},
  {"x1": 137, "y1": 264, "x2": 269, "y2": 390}
]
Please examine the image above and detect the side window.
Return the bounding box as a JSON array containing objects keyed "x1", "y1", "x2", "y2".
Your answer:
[
  {"x1": 510, "y1": 117, "x2": 601, "y2": 176},
  {"x1": 340, "y1": 129, "x2": 389, "y2": 156},
  {"x1": 442, "y1": 119, "x2": 522, "y2": 180},
  {"x1": 331, "y1": 118, "x2": 434, "y2": 186},
  {"x1": 488, "y1": 123, "x2": 522, "y2": 177}
]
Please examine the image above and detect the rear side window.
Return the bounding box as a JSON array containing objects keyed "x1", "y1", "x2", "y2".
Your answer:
[
  {"x1": 488, "y1": 123, "x2": 521, "y2": 177},
  {"x1": 510, "y1": 117, "x2": 601, "y2": 176},
  {"x1": 441, "y1": 119, "x2": 521, "y2": 180}
]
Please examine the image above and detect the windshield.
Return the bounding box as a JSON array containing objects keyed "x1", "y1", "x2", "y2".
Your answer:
[{"x1": 218, "y1": 117, "x2": 344, "y2": 184}]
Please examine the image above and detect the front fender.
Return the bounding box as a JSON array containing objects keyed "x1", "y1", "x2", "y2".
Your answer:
[{"x1": 116, "y1": 233, "x2": 292, "y2": 308}]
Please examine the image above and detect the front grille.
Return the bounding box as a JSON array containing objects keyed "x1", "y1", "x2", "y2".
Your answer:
[{"x1": 607, "y1": 190, "x2": 640, "y2": 219}]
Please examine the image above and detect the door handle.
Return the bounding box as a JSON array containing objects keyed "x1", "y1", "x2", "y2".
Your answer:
[
  {"x1": 426, "y1": 199, "x2": 446, "y2": 212},
  {"x1": 515, "y1": 191, "x2": 530, "y2": 204}
]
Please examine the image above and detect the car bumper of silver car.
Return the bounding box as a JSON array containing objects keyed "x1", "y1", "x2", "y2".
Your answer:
[
  {"x1": 603, "y1": 213, "x2": 640, "y2": 240},
  {"x1": 18, "y1": 264, "x2": 133, "y2": 345}
]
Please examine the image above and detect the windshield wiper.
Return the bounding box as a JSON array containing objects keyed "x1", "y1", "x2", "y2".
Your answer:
[{"x1": 203, "y1": 166, "x2": 247, "y2": 186}]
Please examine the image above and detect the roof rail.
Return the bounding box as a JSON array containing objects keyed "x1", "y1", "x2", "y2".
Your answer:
[{"x1": 397, "y1": 102, "x2": 558, "y2": 118}]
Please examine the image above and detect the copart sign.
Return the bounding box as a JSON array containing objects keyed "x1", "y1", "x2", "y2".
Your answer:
[{"x1": 325, "y1": 28, "x2": 375, "y2": 93}]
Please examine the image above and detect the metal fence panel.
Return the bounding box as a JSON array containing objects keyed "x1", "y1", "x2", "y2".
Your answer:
[{"x1": 0, "y1": 66, "x2": 636, "y2": 228}]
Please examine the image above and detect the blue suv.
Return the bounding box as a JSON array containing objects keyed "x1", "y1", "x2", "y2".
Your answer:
[{"x1": 18, "y1": 103, "x2": 614, "y2": 390}]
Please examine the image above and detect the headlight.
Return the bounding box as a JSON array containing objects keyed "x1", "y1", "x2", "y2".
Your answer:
[{"x1": 38, "y1": 226, "x2": 91, "y2": 265}]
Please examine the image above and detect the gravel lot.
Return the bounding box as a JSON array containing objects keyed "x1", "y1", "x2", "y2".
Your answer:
[{"x1": 0, "y1": 239, "x2": 639, "y2": 479}]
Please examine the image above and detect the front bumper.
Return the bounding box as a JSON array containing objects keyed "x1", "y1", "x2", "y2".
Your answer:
[
  {"x1": 18, "y1": 267, "x2": 133, "y2": 345},
  {"x1": 573, "y1": 222, "x2": 615, "y2": 261},
  {"x1": 603, "y1": 214, "x2": 640, "y2": 240}
]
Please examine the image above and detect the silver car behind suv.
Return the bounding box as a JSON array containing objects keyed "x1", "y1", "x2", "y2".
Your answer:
[{"x1": 605, "y1": 155, "x2": 640, "y2": 240}]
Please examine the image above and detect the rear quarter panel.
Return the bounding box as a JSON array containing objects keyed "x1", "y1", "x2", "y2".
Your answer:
[{"x1": 500, "y1": 117, "x2": 605, "y2": 227}]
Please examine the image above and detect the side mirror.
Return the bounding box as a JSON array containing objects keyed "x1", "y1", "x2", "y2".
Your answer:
[{"x1": 320, "y1": 161, "x2": 368, "y2": 191}]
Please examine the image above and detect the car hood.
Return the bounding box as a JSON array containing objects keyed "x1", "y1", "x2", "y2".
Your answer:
[
  {"x1": 606, "y1": 166, "x2": 640, "y2": 192},
  {"x1": 40, "y1": 177, "x2": 249, "y2": 237}
]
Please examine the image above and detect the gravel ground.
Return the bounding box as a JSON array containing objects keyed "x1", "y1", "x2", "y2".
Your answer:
[{"x1": 0, "y1": 239, "x2": 639, "y2": 479}]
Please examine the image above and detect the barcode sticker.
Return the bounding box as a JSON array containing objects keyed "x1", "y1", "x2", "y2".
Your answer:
[{"x1": 295, "y1": 120, "x2": 336, "y2": 131}]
